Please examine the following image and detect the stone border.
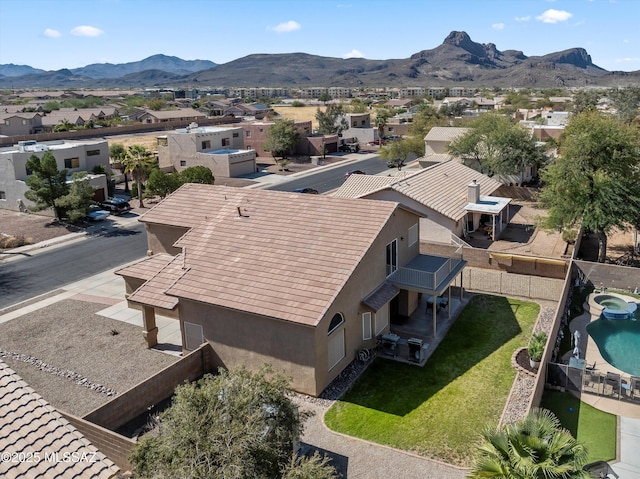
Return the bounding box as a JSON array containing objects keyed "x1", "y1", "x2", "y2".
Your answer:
[{"x1": 511, "y1": 347, "x2": 538, "y2": 378}]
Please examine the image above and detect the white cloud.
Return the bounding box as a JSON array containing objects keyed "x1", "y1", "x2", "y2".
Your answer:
[
  {"x1": 70, "y1": 25, "x2": 105, "y2": 37},
  {"x1": 491, "y1": 23, "x2": 505, "y2": 30},
  {"x1": 43, "y1": 28, "x2": 62, "y2": 38},
  {"x1": 343, "y1": 49, "x2": 364, "y2": 59},
  {"x1": 515, "y1": 16, "x2": 530, "y2": 22},
  {"x1": 615, "y1": 57, "x2": 640, "y2": 63},
  {"x1": 536, "y1": 9, "x2": 572, "y2": 23},
  {"x1": 271, "y1": 21, "x2": 301, "y2": 33}
]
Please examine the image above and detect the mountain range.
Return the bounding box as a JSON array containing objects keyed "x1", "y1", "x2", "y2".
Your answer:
[{"x1": 2, "y1": 32, "x2": 639, "y2": 90}]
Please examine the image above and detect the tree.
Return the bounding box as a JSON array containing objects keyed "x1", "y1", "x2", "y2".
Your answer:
[
  {"x1": 24, "y1": 151, "x2": 69, "y2": 219},
  {"x1": 379, "y1": 135, "x2": 424, "y2": 169},
  {"x1": 315, "y1": 104, "x2": 349, "y2": 136},
  {"x1": 129, "y1": 366, "x2": 337, "y2": 479},
  {"x1": 281, "y1": 452, "x2": 338, "y2": 479},
  {"x1": 109, "y1": 143, "x2": 129, "y2": 193},
  {"x1": 571, "y1": 90, "x2": 601, "y2": 115},
  {"x1": 180, "y1": 165, "x2": 215, "y2": 185},
  {"x1": 447, "y1": 113, "x2": 545, "y2": 183},
  {"x1": 539, "y1": 111, "x2": 640, "y2": 262},
  {"x1": 54, "y1": 172, "x2": 95, "y2": 223},
  {"x1": 318, "y1": 92, "x2": 332, "y2": 104},
  {"x1": 608, "y1": 86, "x2": 640, "y2": 124},
  {"x1": 53, "y1": 118, "x2": 74, "y2": 132},
  {"x1": 145, "y1": 170, "x2": 182, "y2": 199},
  {"x1": 469, "y1": 408, "x2": 589, "y2": 479},
  {"x1": 121, "y1": 144, "x2": 156, "y2": 208},
  {"x1": 264, "y1": 119, "x2": 300, "y2": 170},
  {"x1": 148, "y1": 99, "x2": 165, "y2": 111},
  {"x1": 374, "y1": 109, "x2": 392, "y2": 142}
]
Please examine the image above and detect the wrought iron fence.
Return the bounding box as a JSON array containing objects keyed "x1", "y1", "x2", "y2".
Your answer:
[{"x1": 547, "y1": 362, "x2": 640, "y2": 404}]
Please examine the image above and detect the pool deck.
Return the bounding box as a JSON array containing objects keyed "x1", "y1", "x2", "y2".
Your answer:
[{"x1": 569, "y1": 294, "x2": 640, "y2": 479}]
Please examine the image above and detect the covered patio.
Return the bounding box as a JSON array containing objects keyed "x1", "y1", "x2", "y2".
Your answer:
[{"x1": 387, "y1": 252, "x2": 466, "y2": 338}]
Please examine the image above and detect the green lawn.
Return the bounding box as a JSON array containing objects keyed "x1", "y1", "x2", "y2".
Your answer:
[
  {"x1": 324, "y1": 295, "x2": 540, "y2": 466},
  {"x1": 541, "y1": 390, "x2": 617, "y2": 463}
]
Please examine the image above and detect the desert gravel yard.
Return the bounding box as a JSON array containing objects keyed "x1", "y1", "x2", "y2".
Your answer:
[{"x1": 0, "y1": 298, "x2": 178, "y2": 417}]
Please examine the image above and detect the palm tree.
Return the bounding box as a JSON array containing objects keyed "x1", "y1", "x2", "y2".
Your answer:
[
  {"x1": 121, "y1": 144, "x2": 156, "y2": 208},
  {"x1": 109, "y1": 143, "x2": 129, "y2": 193},
  {"x1": 469, "y1": 409, "x2": 589, "y2": 479}
]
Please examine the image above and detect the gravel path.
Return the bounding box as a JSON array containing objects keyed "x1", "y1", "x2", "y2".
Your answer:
[{"x1": 0, "y1": 298, "x2": 178, "y2": 416}]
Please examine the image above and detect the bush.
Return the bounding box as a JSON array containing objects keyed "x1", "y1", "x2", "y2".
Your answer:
[
  {"x1": 562, "y1": 229, "x2": 578, "y2": 244},
  {"x1": 0, "y1": 234, "x2": 33, "y2": 249},
  {"x1": 527, "y1": 331, "x2": 548, "y2": 362}
]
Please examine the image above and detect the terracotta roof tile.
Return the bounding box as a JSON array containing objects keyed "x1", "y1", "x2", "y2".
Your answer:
[
  {"x1": 0, "y1": 360, "x2": 120, "y2": 479},
  {"x1": 115, "y1": 253, "x2": 175, "y2": 281},
  {"x1": 135, "y1": 184, "x2": 400, "y2": 326},
  {"x1": 127, "y1": 254, "x2": 185, "y2": 310}
]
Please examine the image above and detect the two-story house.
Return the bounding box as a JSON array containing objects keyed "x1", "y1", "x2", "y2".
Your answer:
[
  {"x1": 0, "y1": 139, "x2": 110, "y2": 213},
  {"x1": 157, "y1": 125, "x2": 256, "y2": 177},
  {"x1": 115, "y1": 184, "x2": 466, "y2": 396}
]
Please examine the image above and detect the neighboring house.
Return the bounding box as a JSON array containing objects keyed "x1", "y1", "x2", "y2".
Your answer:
[
  {"x1": 138, "y1": 108, "x2": 206, "y2": 124},
  {"x1": 333, "y1": 161, "x2": 510, "y2": 243},
  {"x1": 157, "y1": 124, "x2": 256, "y2": 177},
  {"x1": 242, "y1": 120, "x2": 312, "y2": 157},
  {"x1": 0, "y1": 112, "x2": 44, "y2": 136},
  {"x1": 0, "y1": 360, "x2": 120, "y2": 478},
  {"x1": 342, "y1": 113, "x2": 377, "y2": 144},
  {"x1": 421, "y1": 126, "x2": 537, "y2": 185},
  {"x1": 115, "y1": 184, "x2": 466, "y2": 396},
  {"x1": 0, "y1": 139, "x2": 109, "y2": 213},
  {"x1": 40, "y1": 111, "x2": 85, "y2": 133}
]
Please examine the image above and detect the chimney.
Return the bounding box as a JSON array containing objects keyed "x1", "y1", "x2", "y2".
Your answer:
[{"x1": 468, "y1": 179, "x2": 480, "y2": 204}]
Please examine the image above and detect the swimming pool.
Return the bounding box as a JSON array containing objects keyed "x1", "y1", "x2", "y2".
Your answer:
[
  {"x1": 587, "y1": 317, "x2": 640, "y2": 376},
  {"x1": 589, "y1": 292, "x2": 638, "y2": 319}
]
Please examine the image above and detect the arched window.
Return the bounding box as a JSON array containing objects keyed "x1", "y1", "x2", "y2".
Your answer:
[{"x1": 328, "y1": 313, "x2": 344, "y2": 335}]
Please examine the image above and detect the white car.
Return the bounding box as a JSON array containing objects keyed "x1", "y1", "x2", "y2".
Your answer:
[{"x1": 86, "y1": 205, "x2": 110, "y2": 221}]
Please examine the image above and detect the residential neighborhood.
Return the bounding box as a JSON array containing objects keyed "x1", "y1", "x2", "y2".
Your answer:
[{"x1": 2, "y1": 24, "x2": 640, "y2": 479}]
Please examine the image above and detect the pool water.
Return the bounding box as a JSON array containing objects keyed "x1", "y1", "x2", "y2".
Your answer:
[
  {"x1": 597, "y1": 297, "x2": 627, "y2": 310},
  {"x1": 587, "y1": 317, "x2": 640, "y2": 376}
]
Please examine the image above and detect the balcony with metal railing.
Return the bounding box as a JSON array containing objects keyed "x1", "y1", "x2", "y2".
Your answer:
[{"x1": 387, "y1": 250, "x2": 466, "y2": 295}]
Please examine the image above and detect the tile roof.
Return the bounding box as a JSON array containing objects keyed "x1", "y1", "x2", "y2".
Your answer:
[
  {"x1": 126, "y1": 254, "x2": 184, "y2": 310},
  {"x1": 424, "y1": 126, "x2": 469, "y2": 142},
  {"x1": 115, "y1": 253, "x2": 176, "y2": 282},
  {"x1": 0, "y1": 360, "x2": 120, "y2": 479},
  {"x1": 137, "y1": 184, "x2": 401, "y2": 326},
  {"x1": 143, "y1": 108, "x2": 205, "y2": 119},
  {"x1": 362, "y1": 282, "x2": 400, "y2": 311},
  {"x1": 332, "y1": 171, "x2": 417, "y2": 199},
  {"x1": 332, "y1": 161, "x2": 503, "y2": 222}
]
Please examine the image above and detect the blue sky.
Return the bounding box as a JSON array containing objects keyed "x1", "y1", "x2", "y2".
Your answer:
[{"x1": 1, "y1": 0, "x2": 639, "y2": 72}]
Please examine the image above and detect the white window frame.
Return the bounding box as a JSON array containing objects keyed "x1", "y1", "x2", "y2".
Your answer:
[
  {"x1": 362, "y1": 312, "x2": 372, "y2": 340},
  {"x1": 386, "y1": 239, "x2": 398, "y2": 276}
]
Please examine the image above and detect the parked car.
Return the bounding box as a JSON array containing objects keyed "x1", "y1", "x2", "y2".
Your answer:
[
  {"x1": 293, "y1": 187, "x2": 319, "y2": 194},
  {"x1": 345, "y1": 170, "x2": 366, "y2": 178},
  {"x1": 100, "y1": 198, "x2": 131, "y2": 215},
  {"x1": 86, "y1": 205, "x2": 110, "y2": 221},
  {"x1": 386, "y1": 159, "x2": 405, "y2": 168}
]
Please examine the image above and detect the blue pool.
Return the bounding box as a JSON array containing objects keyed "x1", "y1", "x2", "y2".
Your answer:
[
  {"x1": 587, "y1": 316, "x2": 640, "y2": 376},
  {"x1": 594, "y1": 294, "x2": 638, "y2": 319}
]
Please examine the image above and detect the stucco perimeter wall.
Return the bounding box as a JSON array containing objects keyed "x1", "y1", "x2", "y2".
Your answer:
[
  {"x1": 83, "y1": 344, "x2": 214, "y2": 431},
  {"x1": 574, "y1": 260, "x2": 640, "y2": 292},
  {"x1": 60, "y1": 410, "x2": 135, "y2": 472},
  {"x1": 425, "y1": 242, "x2": 567, "y2": 279}
]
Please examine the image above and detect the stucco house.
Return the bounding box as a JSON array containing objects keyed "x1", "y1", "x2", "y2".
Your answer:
[
  {"x1": 157, "y1": 124, "x2": 256, "y2": 178},
  {"x1": 138, "y1": 108, "x2": 206, "y2": 124},
  {"x1": 333, "y1": 161, "x2": 511, "y2": 243},
  {"x1": 0, "y1": 139, "x2": 110, "y2": 213},
  {"x1": 115, "y1": 184, "x2": 466, "y2": 396},
  {"x1": 0, "y1": 111, "x2": 44, "y2": 136}
]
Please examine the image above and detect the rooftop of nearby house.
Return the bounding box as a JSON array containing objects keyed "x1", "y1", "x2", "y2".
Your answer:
[
  {"x1": 134, "y1": 184, "x2": 405, "y2": 325},
  {"x1": 0, "y1": 360, "x2": 120, "y2": 479},
  {"x1": 424, "y1": 126, "x2": 469, "y2": 142},
  {"x1": 0, "y1": 139, "x2": 106, "y2": 155},
  {"x1": 141, "y1": 108, "x2": 205, "y2": 119},
  {"x1": 333, "y1": 161, "x2": 504, "y2": 222}
]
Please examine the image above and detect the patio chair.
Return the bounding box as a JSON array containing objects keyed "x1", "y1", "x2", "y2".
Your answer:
[
  {"x1": 629, "y1": 376, "x2": 640, "y2": 401},
  {"x1": 582, "y1": 370, "x2": 600, "y2": 394},
  {"x1": 604, "y1": 372, "x2": 621, "y2": 398}
]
